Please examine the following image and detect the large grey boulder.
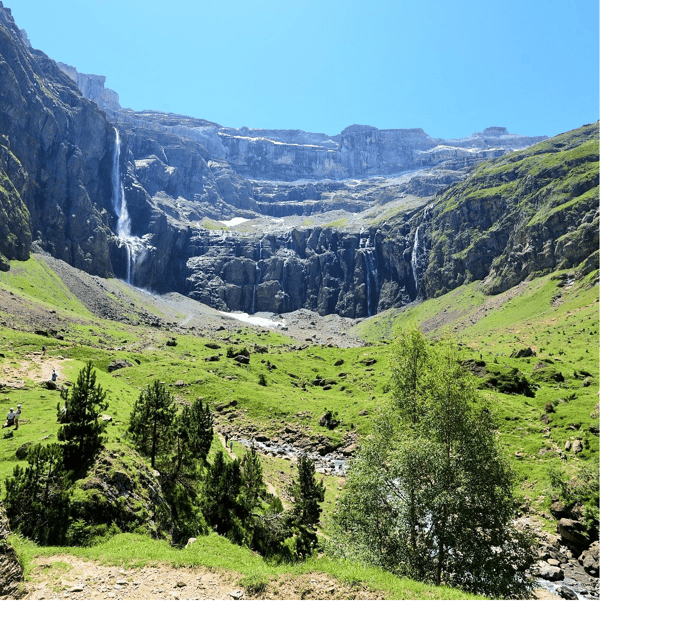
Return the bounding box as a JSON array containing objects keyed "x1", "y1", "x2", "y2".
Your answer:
[
  {"x1": 580, "y1": 540, "x2": 600, "y2": 577},
  {"x1": 557, "y1": 518, "x2": 590, "y2": 549}
]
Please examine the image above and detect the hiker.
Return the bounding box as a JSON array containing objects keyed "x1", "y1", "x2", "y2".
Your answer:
[
  {"x1": 51, "y1": 369, "x2": 58, "y2": 382},
  {"x1": 5, "y1": 407, "x2": 15, "y2": 428}
]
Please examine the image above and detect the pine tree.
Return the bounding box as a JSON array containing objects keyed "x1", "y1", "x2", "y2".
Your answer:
[
  {"x1": 291, "y1": 454, "x2": 325, "y2": 527},
  {"x1": 56, "y1": 361, "x2": 108, "y2": 473},
  {"x1": 201, "y1": 450, "x2": 244, "y2": 535},
  {"x1": 4, "y1": 443, "x2": 72, "y2": 545},
  {"x1": 127, "y1": 381, "x2": 177, "y2": 469},
  {"x1": 181, "y1": 398, "x2": 214, "y2": 463},
  {"x1": 240, "y1": 444, "x2": 265, "y2": 515}
]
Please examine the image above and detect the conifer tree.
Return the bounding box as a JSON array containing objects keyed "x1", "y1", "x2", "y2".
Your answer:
[
  {"x1": 201, "y1": 450, "x2": 242, "y2": 535},
  {"x1": 4, "y1": 443, "x2": 71, "y2": 545},
  {"x1": 127, "y1": 381, "x2": 177, "y2": 469},
  {"x1": 291, "y1": 454, "x2": 325, "y2": 527},
  {"x1": 56, "y1": 361, "x2": 108, "y2": 473},
  {"x1": 240, "y1": 444, "x2": 265, "y2": 515}
]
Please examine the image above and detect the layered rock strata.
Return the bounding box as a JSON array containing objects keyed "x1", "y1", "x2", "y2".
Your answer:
[{"x1": 0, "y1": 3, "x2": 597, "y2": 321}]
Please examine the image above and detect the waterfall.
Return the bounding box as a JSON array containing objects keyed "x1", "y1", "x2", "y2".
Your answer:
[
  {"x1": 411, "y1": 223, "x2": 428, "y2": 300},
  {"x1": 112, "y1": 127, "x2": 143, "y2": 286},
  {"x1": 361, "y1": 246, "x2": 379, "y2": 317},
  {"x1": 251, "y1": 238, "x2": 263, "y2": 314}
]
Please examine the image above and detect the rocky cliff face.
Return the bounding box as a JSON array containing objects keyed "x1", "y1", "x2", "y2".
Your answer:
[
  {"x1": 173, "y1": 123, "x2": 598, "y2": 317},
  {"x1": 0, "y1": 3, "x2": 121, "y2": 277},
  {"x1": 56, "y1": 62, "x2": 121, "y2": 111},
  {"x1": 0, "y1": 3, "x2": 597, "y2": 321}
]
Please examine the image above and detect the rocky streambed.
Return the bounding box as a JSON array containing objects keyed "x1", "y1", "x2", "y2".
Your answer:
[{"x1": 223, "y1": 429, "x2": 354, "y2": 477}]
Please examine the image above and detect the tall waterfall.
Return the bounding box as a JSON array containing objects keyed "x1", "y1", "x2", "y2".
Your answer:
[
  {"x1": 360, "y1": 240, "x2": 379, "y2": 317},
  {"x1": 411, "y1": 223, "x2": 428, "y2": 300},
  {"x1": 112, "y1": 127, "x2": 143, "y2": 286},
  {"x1": 251, "y1": 238, "x2": 263, "y2": 314}
]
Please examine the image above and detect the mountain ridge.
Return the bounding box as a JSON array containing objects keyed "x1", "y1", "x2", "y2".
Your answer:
[{"x1": 0, "y1": 2, "x2": 596, "y2": 321}]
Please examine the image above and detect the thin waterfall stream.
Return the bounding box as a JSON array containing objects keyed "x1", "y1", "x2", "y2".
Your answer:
[{"x1": 112, "y1": 127, "x2": 145, "y2": 286}]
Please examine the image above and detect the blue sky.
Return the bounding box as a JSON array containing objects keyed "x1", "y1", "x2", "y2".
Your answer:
[{"x1": 6, "y1": 0, "x2": 598, "y2": 139}]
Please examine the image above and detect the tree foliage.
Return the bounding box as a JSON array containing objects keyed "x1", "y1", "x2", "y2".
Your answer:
[
  {"x1": 291, "y1": 454, "x2": 325, "y2": 527},
  {"x1": 330, "y1": 328, "x2": 536, "y2": 598},
  {"x1": 127, "y1": 381, "x2": 178, "y2": 469},
  {"x1": 3, "y1": 443, "x2": 72, "y2": 545},
  {"x1": 201, "y1": 450, "x2": 245, "y2": 540},
  {"x1": 56, "y1": 362, "x2": 108, "y2": 473}
]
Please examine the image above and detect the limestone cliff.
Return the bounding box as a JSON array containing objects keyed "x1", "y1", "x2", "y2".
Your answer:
[
  {"x1": 0, "y1": 3, "x2": 120, "y2": 277},
  {"x1": 172, "y1": 123, "x2": 598, "y2": 318},
  {"x1": 0, "y1": 3, "x2": 596, "y2": 321}
]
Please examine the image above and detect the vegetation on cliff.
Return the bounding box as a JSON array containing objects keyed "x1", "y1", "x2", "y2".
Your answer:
[{"x1": 412, "y1": 122, "x2": 599, "y2": 299}]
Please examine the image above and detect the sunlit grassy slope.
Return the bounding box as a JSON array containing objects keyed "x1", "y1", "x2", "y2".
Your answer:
[{"x1": 0, "y1": 252, "x2": 598, "y2": 583}]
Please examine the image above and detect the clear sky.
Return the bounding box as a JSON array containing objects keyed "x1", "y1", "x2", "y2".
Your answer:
[{"x1": 6, "y1": 0, "x2": 598, "y2": 139}]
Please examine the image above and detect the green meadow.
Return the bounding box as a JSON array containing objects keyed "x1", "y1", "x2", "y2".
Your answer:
[{"x1": 0, "y1": 253, "x2": 598, "y2": 595}]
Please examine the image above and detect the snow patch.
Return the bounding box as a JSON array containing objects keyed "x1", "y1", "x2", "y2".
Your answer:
[
  {"x1": 222, "y1": 217, "x2": 248, "y2": 227},
  {"x1": 220, "y1": 311, "x2": 285, "y2": 328}
]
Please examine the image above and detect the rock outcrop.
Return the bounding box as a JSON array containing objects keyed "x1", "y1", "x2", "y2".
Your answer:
[
  {"x1": 0, "y1": 499, "x2": 23, "y2": 599},
  {"x1": 56, "y1": 62, "x2": 121, "y2": 111},
  {"x1": 0, "y1": 3, "x2": 120, "y2": 277}
]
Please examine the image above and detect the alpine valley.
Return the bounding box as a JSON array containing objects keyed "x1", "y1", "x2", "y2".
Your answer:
[{"x1": 0, "y1": 2, "x2": 599, "y2": 601}]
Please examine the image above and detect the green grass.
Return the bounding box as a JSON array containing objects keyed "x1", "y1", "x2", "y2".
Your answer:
[
  {"x1": 0, "y1": 247, "x2": 597, "y2": 586},
  {"x1": 359, "y1": 268, "x2": 599, "y2": 532}
]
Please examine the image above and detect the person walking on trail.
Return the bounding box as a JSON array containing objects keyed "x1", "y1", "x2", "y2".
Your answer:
[{"x1": 51, "y1": 369, "x2": 58, "y2": 382}]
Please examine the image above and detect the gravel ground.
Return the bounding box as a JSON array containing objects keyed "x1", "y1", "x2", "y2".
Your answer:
[{"x1": 22, "y1": 554, "x2": 386, "y2": 601}]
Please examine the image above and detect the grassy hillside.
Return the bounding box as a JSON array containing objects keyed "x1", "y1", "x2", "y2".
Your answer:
[
  {"x1": 410, "y1": 122, "x2": 599, "y2": 299},
  {"x1": 0, "y1": 251, "x2": 598, "y2": 596},
  {"x1": 360, "y1": 267, "x2": 600, "y2": 529}
]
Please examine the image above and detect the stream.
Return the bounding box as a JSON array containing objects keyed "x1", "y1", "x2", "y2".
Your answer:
[{"x1": 228, "y1": 435, "x2": 599, "y2": 599}]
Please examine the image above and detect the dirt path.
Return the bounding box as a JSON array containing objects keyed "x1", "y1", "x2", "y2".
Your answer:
[
  {"x1": 21, "y1": 554, "x2": 386, "y2": 600},
  {"x1": 0, "y1": 353, "x2": 66, "y2": 390}
]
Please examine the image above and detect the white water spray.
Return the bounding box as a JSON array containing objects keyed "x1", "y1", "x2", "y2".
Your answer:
[
  {"x1": 411, "y1": 223, "x2": 427, "y2": 300},
  {"x1": 360, "y1": 240, "x2": 379, "y2": 317},
  {"x1": 112, "y1": 127, "x2": 144, "y2": 285}
]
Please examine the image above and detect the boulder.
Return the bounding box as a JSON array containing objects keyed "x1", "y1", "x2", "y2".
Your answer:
[
  {"x1": 510, "y1": 347, "x2": 535, "y2": 358},
  {"x1": 557, "y1": 518, "x2": 590, "y2": 549},
  {"x1": 579, "y1": 540, "x2": 600, "y2": 576},
  {"x1": 557, "y1": 586, "x2": 578, "y2": 600},
  {"x1": 108, "y1": 359, "x2": 133, "y2": 373},
  {"x1": 572, "y1": 440, "x2": 584, "y2": 454},
  {"x1": 550, "y1": 500, "x2": 570, "y2": 519},
  {"x1": 535, "y1": 563, "x2": 564, "y2": 581}
]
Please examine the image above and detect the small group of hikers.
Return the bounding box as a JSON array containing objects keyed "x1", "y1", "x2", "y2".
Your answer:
[
  {"x1": 3, "y1": 403, "x2": 21, "y2": 429},
  {"x1": 3, "y1": 367, "x2": 57, "y2": 430}
]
